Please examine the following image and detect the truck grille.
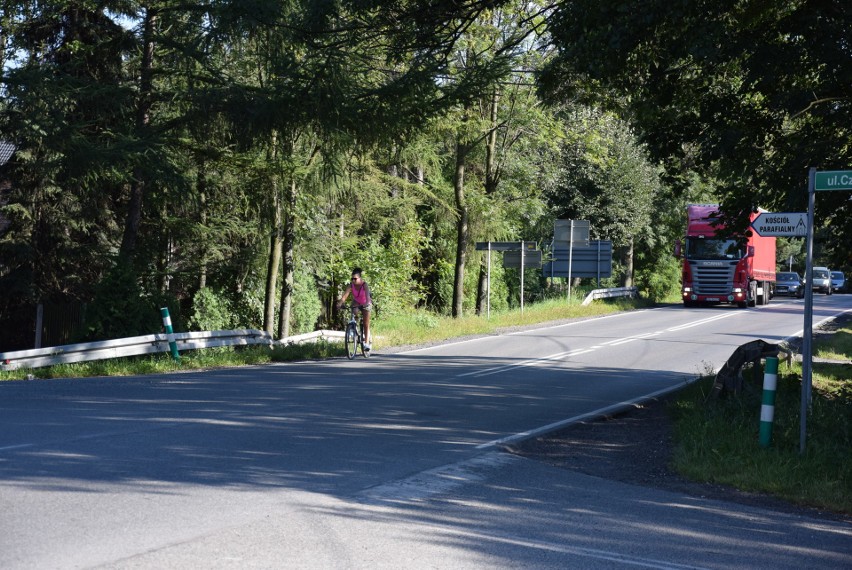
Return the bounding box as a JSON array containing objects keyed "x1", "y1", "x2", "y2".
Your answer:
[{"x1": 691, "y1": 261, "x2": 737, "y2": 295}]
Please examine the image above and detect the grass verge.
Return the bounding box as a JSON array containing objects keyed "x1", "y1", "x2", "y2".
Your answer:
[
  {"x1": 374, "y1": 296, "x2": 641, "y2": 348},
  {"x1": 670, "y1": 325, "x2": 851, "y2": 514},
  {"x1": 814, "y1": 327, "x2": 852, "y2": 361}
]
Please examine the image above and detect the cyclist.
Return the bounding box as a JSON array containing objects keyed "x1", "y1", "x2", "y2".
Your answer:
[{"x1": 337, "y1": 267, "x2": 372, "y2": 352}]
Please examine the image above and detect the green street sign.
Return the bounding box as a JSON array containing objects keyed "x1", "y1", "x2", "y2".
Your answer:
[{"x1": 814, "y1": 170, "x2": 852, "y2": 191}]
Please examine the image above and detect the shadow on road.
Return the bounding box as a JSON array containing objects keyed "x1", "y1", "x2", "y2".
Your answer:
[{"x1": 0, "y1": 353, "x2": 692, "y2": 496}]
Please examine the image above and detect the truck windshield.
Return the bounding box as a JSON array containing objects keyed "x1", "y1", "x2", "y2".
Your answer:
[{"x1": 686, "y1": 238, "x2": 742, "y2": 260}]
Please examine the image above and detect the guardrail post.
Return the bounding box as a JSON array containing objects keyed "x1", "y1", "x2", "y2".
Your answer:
[
  {"x1": 160, "y1": 307, "x2": 180, "y2": 362},
  {"x1": 759, "y1": 357, "x2": 779, "y2": 448}
]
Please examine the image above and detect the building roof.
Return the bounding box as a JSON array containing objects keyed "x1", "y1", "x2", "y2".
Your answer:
[{"x1": 0, "y1": 140, "x2": 15, "y2": 166}]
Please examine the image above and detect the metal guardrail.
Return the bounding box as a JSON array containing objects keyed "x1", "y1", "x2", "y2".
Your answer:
[
  {"x1": 0, "y1": 329, "x2": 344, "y2": 372},
  {"x1": 581, "y1": 286, "x2": 638, "y2": 306}
]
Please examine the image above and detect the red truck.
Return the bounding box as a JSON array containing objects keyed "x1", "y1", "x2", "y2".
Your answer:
[{"x1": 678, "y1": 204, "x2": 776, "y2": 308}]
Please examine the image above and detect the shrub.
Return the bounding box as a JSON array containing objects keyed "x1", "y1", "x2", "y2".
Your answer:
[
  {"x1": 637, "y1": 255, "x2": 681, "y2": 303},
  {"x1": 81, "y1": 261, "x2": 162, "y2": 341},
  {"x1": 413, "y1": 311, "x2": 439, "y2": 329},
  {"x1": 188, "y1": 287, "x2": 233, "y2": 331},
  {"x1": 290, "y1": 269, "x2": 322, "y2": 334}
]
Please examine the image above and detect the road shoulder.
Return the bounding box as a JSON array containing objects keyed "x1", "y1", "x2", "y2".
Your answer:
[{"x1": 506, "y1": 311, "x2": 852, "y2": 525}]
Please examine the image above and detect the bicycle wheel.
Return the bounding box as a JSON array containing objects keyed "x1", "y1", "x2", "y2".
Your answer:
[{"x1": 345, "y1": 323, "x2": 358, "y2": 359}]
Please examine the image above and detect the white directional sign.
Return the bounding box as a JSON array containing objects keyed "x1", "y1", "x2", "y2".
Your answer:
[{"x1": 750, "y1": 212, "x2": 807, "y2": 237}]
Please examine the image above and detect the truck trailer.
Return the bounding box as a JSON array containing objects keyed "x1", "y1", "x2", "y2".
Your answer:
[{"x1": 678, "y1": 204, "x2": 776, "y2": 308}]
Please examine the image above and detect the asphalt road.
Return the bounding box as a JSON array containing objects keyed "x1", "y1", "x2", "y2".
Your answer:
[{"x1": 1, "y1": 296, "x2": 851, "y2": 569}]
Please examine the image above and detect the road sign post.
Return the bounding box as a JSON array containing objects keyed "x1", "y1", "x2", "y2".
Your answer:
[
  {"x1": 801, "y1": 169, "x2": 816, "y2": 454},
  {"x1": 476, "y1": 241, "x2": 539, "y2": 318},
  {"x1": 549, "y1": 220, "x2": 592, "y2": 302},
  {"x1": 801, "y1": 167, "x2": 852, "y2": 454},
  {"x1": 568, "y1": 221, "x2": 574, "y2": 302},
  {"x1": 160, "y1": 307, "x2": 180, "y2": 362},
  {"x1": 487, "y1": 242, "x2": 491, "y2": 319}
]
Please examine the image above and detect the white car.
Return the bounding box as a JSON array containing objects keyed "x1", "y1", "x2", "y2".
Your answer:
[{"x1": 810, "y1": 267, "x2": 832, "y2": 295}]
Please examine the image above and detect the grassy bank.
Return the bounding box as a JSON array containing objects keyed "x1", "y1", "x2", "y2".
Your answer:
[
  {"x1": 670, "y1": 323, "x2": 852, "y2": 514},
  {"x1": 374, "y1": 296, "x2": 641, "y2": 348}
]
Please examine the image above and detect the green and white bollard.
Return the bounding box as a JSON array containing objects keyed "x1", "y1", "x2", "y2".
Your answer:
[
  {"x1": 160, "y1": 307, "x2": 180, "y2": 362},
  {"x1": 759, "y1": 356, "x2": 779, "y2": 448}
]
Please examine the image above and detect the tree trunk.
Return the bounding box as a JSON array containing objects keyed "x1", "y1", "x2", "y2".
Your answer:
[
  {"x1": 0, "y1": 4, "x2": 9, "y2": 74},
  {"x1": 476, "y1": 90, "x2": 500, "y2": 315},
  {"x1": 263, "y1": 190, "x2": 283, "y2": 335},
  {"x1": 475, "y1": 257, "x2": 487, "y2": 315},
  {"x1": 119, "y1": 8, "x2": 156, "y2": 262},
  {"x1": 262, "y1": 130, "x2": 283, "y2": 334},
  {"x1": 484, "y1": 89, "x2": 500, "y2": 195},
  {"x1": 263, "y1": 213, "x2": 282, "y2": 335},
  {"x1": 158, "y1": 201, "x2": 170, "y2": 292},
  {"x1": 277, "y1": 178, "x2": 297, "y2": 339},
  {"x1": 452, "y1": 142, "x2": 468, "y2": 318},
  {"x1": 198, "y1": 165, "x2": 207, "y2": 290},
  {"x1": 621, "y1": 237, "x2": 635, "y2": 287}
]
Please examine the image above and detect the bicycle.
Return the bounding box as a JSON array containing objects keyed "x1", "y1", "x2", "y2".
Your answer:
[{"x1": 343, "y1": 304, "x2": 370, "y2": 359}]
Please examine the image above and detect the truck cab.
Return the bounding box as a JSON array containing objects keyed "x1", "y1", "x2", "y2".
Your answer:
[{"x1": 679, "y1": 205, "x2": 776, "y2": 308}]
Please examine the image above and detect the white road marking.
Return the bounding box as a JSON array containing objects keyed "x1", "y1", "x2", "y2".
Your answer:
[
  {"x1": 476, "y1": 382, "x2": 695, "y2": 450},
  {"x1": 503, "y1": 309, "x2": 657, "y2": 335},
  {"x1": 665, "y1": 312, "x2": 740, "y2": 332},
  {"x1": 457, "y1": 330, "x2": 661, "y2": 378},
  {"x1": 0, "y1": 423, "x2": 181, "y2": 454},
  {"x1": 355, "y1": 452, "x2": 518, "y2": 504},
  {"x1": 602, "y1": 331, "x2": 659, "y2": 346},
  {"x1": 456, "y1": 348, "x2": 591, "y2": 378},
  {"x1": 0, "y1": 443, "x2": 34, "y2": 452},
  {"x1": 397, "y1": 309, "x2": 654, "y2": 355}
]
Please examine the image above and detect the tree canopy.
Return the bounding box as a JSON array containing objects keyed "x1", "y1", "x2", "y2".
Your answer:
[
  {"x1": 540, "y1": 0, "x2": 851, "y2": 247},
  {"x1": 1, "y1": 0, "x2": 848, "y2": 350}
]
